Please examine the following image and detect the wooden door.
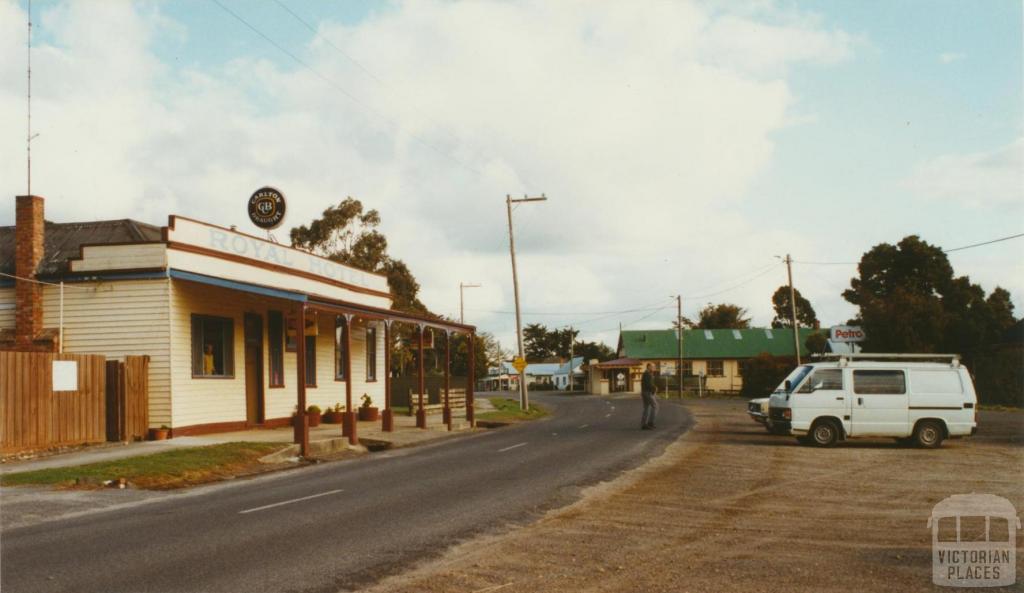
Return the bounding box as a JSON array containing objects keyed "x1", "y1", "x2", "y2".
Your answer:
[{"x1": 243, "y1": 313, "x2": 265, "y2": 425}]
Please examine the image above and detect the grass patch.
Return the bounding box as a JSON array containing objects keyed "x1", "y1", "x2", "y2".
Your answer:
[
  {"x1": 979, "y1": 404, "x2": 1023, "y2": 413},
  {"x1": 1, "y1": 442, "x2": 287, "y2": 490},
  {"x1": 477, "y1": 397, "x2": 549, "y2": 422}
]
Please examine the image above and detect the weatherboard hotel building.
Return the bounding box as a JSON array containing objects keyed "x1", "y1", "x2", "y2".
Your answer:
[{"x1": 0, "y1": 195, "x2": 476, "y2": 452}]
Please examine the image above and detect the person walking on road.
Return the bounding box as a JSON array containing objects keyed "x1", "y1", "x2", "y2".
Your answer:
[{"x1": 640, "y1": 363, "x2": 659, "y2": 430}]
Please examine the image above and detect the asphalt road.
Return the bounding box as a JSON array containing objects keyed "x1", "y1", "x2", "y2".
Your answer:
[{"x1": 1, "y1": 393, "x2": 691, "y2": 593}]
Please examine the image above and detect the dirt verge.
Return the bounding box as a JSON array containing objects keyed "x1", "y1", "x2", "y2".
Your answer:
[{"x1": 364, "y1": 399, "x2": 1024, "y2": 593}]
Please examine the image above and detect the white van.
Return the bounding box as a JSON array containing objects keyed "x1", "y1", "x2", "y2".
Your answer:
[{"x1": 768, "y1": 354, "x2": 977, "y2": 448}]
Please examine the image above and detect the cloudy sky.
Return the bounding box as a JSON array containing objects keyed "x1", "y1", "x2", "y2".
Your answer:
[{"x1": 1, "y1": 0, "x2": 1021, "y2": 351}]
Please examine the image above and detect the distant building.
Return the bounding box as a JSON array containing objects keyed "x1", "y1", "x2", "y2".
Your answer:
[
  {"x1": 586, "y1": 327, "x2": 818, "y2": 394},
  {"x1": 481, "y1": 359, "x2": 579, "y2": 391},
  {"x1": 553, "y1": 356, "x2": 584, "y2": 390}
]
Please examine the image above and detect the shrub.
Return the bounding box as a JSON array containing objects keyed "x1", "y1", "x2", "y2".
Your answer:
[
  {"x1": 307, "y1": 405, "x2": 321, "y2": 415},
  {"x1": 740, "y1": 353, "x2": 797, "y2": 399},
  {"x1": 972, "y1": 348, "x2": 1024, "y2": 407}
]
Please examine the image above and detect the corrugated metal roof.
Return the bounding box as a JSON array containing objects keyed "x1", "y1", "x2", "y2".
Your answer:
[
  {"x1": 619, "y1": 328, "x2": 819, "y2": 359},
  {"x1": 0, "y1": 219, "x2": 162, "y2": 276},
  {"x1": 524, "y1": 363, "x2": 560, "y2": 376},
  {"x1": 555, "y1": 356, "x2": 584, "y2": 375}
]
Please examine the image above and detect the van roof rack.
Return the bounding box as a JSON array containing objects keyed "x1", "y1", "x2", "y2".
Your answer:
[{"x1": 811, "y1": 353, "x2": 961, "y2": 366}]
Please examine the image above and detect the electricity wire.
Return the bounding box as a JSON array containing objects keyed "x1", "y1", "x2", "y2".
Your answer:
[{"x1": 212, "y1": 0, "x2": 487, "y2": 180}]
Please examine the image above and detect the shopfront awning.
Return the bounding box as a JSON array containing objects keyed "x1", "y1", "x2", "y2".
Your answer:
[
  {"x1": 169, "y1": 269, "x2": 306, "y2": 302},
  {"x1": 169, "y1": 268, "x2": 473, "y2": 335},
  {"x1": 307, "y1": 298, "x2": 474, "y2": 334}
]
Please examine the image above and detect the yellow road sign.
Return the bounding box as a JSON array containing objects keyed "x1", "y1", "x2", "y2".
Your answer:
[{"x1": 512, "y1": 357, "x2": 527, "y2": 373}]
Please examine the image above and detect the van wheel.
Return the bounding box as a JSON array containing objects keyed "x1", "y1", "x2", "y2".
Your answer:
[
  {"x1": 810, "y1": 420, "x2": 839, "y2": 447},
  {"x1": 913, "y1": 421, "x2": 945, "y2": 449}
]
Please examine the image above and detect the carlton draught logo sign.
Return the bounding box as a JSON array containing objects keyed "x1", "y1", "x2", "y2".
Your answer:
[{"x1": 248, "y1": 186, "x2": 286, "y2": 230}]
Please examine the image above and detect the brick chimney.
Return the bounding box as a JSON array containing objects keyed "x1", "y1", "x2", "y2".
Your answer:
[{"x1": 15, "y1": 195, "x2": 44, "y2": 348}]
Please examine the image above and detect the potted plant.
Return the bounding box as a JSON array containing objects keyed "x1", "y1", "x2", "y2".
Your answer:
[
  {"x1": 149, "y1": 424, "x2": 170, "y2": 441},
  {"x1": 322, "y1": 403, "x2": 345, "y2": 424},
  {"x1": 307, "y1": 405, "x2": 322, "y2": 427},
  {"x1": 358, "y1": 394, "x2": 379, "y2": 421}
]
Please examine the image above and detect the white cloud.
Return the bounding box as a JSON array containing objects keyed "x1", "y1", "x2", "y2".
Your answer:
[
  {"x1": 903, "y1": 138, "x2": 1024, "y2": 208},
  {"x1": 939, "y1": 51, "x2": 966, "y2": 64},
  {"x1": 0, "y1": 0, "x2": 861, "y2": 349}
]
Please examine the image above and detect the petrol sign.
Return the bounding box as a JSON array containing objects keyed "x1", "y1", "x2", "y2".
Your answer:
[{"x1": 830, "y1": 325, "x2": 866, "y2": 342}]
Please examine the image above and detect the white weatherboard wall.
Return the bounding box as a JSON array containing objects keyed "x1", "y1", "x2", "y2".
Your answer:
[
  {"x1": 42, "y1": 279, "x2": 173, "y2": 426},
  {"x1": 71, "y1": 243, "x2": 168, "y2": 272},
  {"x1": 168, "y1": 280, "x2": 386, "y2": 429}
]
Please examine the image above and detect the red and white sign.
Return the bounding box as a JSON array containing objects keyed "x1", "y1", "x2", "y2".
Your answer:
[{"x1": 830, "y1": 326, "x2": 866, "y2": 342}]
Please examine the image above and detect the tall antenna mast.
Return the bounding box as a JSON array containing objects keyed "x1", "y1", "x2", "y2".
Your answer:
[{"x1": 27, "y1": 0, "x2": 33, "y2": 196}]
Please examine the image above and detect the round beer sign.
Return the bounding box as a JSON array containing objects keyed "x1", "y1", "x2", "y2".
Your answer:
[{"x1": 248, "y1": 187, "x2": 286, "y2": 229}]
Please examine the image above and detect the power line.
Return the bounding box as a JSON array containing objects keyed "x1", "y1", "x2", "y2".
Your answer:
[
  {"x1": 685, "y1": 262, "x2": 783, "y2": 300},
  {"x1": 212, "y1": 0, "x2": 486, "y2": 180},
  {"x1": 944, "y1": 232, "x2": 1024, "y2": 253},
  {"x1": 466, "y1": 302, "x2": 670, "y2": 317},
  {"x1": 589, "y1": 304, "x2": 675, "y2": 334},
  {"x1": 271, "y1": 0, "x2": 465, "y2": 151},
  {"x1": 794, "y1": 231, "x2": 1024, "y2": 265},
  {"x1": 0, "y1": 271, "x2": 93, "y2": 290}
]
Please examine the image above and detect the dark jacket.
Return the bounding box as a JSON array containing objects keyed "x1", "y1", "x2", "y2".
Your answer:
[{"x1": 641, "y1": 370, "x2": 657, "y2": 395}]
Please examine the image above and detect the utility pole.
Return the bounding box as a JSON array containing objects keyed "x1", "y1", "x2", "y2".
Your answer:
[
  {"x1": 506, "y1": 193, "x2": 547, "y2": 410},
  {"x1": 459, "y1": 282, "x2": 481, "y2": 324},
  {"x1": 785, "y1": 254, "x2": 801, "y2": 365},
  {"x1": 676, "y1": 295, "x2": 683, "y2": 398}
]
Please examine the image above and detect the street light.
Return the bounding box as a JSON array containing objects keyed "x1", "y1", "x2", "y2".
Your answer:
[
  {"x1": 459, "y1": 282, "x2": 481, "y2": 325},
  {"x1": 506, "y1": 193, "x2": 547, "y2": 411}
]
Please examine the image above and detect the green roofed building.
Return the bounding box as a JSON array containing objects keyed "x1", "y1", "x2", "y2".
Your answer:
[{"x1": 587, "y1": 328, "x2": 820, "y2": 394}]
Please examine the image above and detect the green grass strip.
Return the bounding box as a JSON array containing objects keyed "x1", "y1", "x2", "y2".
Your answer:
[
  {"x1": 477, "y1": 397, "x2": 549, "y2": 422},
  {"x1": 1, "y1": 442, "x2": 284, "y2": 487}
]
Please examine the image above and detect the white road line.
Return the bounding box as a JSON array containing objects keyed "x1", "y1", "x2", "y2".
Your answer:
[
  {"x1": 578, "y1": 424, "x2": 589, "y2": 429},
  {"x1": 605, "y1": 413, "x2": 611, "y2": 418},
  {"x1": 498, "y1": 442, "x2": 528, "y2": 453},
  {"x1": 239, "y1": 489, "x2": 343, "y2": 514}
]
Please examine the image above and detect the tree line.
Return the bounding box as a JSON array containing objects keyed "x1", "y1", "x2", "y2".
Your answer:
[{"x1": 292, "y1": 200, "x2": 1019, "y2": 403}]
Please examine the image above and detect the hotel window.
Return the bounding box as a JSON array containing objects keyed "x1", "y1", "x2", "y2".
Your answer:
[
  {"x1": 335, "y1": 316, "x2": 348, "y2": 381},
  {"x1": 737, "y1": 359, "x2": 748, "y2": 377},
  {"x1": 191, "y1": 315, "x2": 234, "y2": 378},
  {"x1": 681, "y1": 361, "x2": 693, "y2": 376},
  {"x1": 366, "y1": 326, "x2": 377, "y2": 381},
  {"x1": 707, "y1": 360, "x2": 724, "y2": 377},
  {"x1": 305, "y1": 335, "x2": 316, "y2": 387},
  {"x1": 268, "y1": 311, "x2": 284, "y2": 387}
]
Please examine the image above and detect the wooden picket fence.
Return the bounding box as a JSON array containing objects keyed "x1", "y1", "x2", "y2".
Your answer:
[
  {"x1": 0, "y1": 351, "x2": 107, "y2": 452},
  {"x1": 0, "y1": 352, "x2": 150, "y2": 452}
]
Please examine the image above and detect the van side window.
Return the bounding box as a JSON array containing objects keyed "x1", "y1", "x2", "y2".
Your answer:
[
  {"x1": 853, "y1": 370, "x2": 906, "y2": 394},
  {"x1": 910, "y1": 370, "x2": 963, "y2": 394},
  {"x1": 798, "y1": 369, "x2": 843, "y2": 392}
]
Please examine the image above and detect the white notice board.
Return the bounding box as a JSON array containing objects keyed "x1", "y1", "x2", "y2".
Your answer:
[{"x1": 52, "y1": 360, "x2": 78, "y2": 392}]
